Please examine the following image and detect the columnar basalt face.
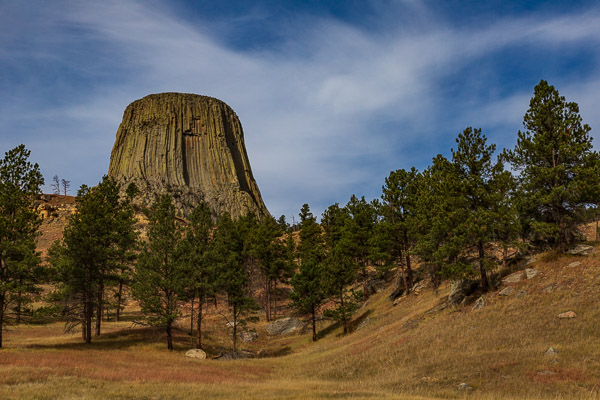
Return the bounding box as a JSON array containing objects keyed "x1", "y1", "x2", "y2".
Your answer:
[{"x1": 108, "y1": 93, "x2": 268, "y2": 218}]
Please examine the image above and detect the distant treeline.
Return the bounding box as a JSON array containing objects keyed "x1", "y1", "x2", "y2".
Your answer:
[{"x1": 0, "y1": 80, "x2": 598, "y2": 351}]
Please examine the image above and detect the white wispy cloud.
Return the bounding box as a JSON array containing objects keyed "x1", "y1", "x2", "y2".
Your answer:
[{"x1": 1, "y1": 0, "x2": 599, "y2": 219}]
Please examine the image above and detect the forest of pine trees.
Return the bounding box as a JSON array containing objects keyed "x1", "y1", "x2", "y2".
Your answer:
[{"x1": 1, "y1": 80, "x2": 598, "y2": 350}]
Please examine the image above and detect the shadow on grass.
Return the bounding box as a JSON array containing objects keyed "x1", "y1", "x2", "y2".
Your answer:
[{"x1": 23, "y1": 325, "x2": 192, "y2": 351}]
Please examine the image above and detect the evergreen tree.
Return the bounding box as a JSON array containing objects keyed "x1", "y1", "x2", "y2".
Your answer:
[
  {"x1": 178, "y1": 202, "x2": 214, "y2": 349},
  {"x1": 50, "y1": 176, "x2": 137, "y2": 343},
  {"x1": 321, "y1": 203, "x2": 359, "y2": 334},
  {"x1": 414, "y1": 155, "x2": 468, "y2": 287},
  {"x1": 451, "y1": 127, "x2": 513, "y2": 291},
  {"x1": 246, "y1": 215, "x2": 293, "y2": 322},
  {"x1": 132, "y1": 195, "x2": 185, "y2": 350},
  {"x1": 290, "y1": 204, "x2": 327, "y2": 342},
  {"x1": 504, "y1": 80, "x2": 600, "y2": 249},
  {"x1": 211, "y1": 213, "x2": 258, "y2": 354},
  {"x1": 379, "y1": 168, "x2": 420, "y2": 294},
  {"x1": 344, "y1": 195, "x2": 377, "y2": 300},
  {"x1": 0, "y1": 145, "x2": 44, "y2": 348}
]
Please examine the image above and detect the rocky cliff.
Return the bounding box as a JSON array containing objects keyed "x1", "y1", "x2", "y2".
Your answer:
[{"x1": 108, "y1": 93, "x2": 268, "y2": 218}]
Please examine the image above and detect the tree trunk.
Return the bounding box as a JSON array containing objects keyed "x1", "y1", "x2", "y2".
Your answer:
[
  {"x1": 196, "y1": 296, "x2": 203, "y2": 350},
  {"x1": 232, "y1": 304, "x2": 237, "y2": 353},
  {"x1": 95, "y1": 283, "x2": 103, "y2": 337},
  {"x1": 166, "y1": 321, "x2": 173, "y2": 351},
  {"x1": 190, "y1": 295, "x2": 195, "y2": 348},
  {"x1": 85, "y1": 300, "x2": 93, "y2": 344},
  {"x1": 16, "y1": 289, "x2": 21, "y2": 324},
  {"x1": 311, "y1": 305, "x2": 317, "y2": 342},
  {"x1": 265, "y1": 279, "x2": 271, "y2": 322},
  {"x1": 478, "y1": 242, "x2": 489, "y2": 292},
  {"x1": 116, "y1": 280, "x2": 123, "y2": 322},
  {"x1": 405, "y1": 252, "x2": 413, "y2": 290},
  {"x1": 340, "y1": 286, "x2": 347, "y2": 335},
  {"x1": 0, "y1": 293, "x2": 5, "y2": 348},
  {"x1": 362, "y1": 268, "x2": 368, "y2": 301}
]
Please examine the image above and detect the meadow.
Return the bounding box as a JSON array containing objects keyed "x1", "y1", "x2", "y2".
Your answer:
[{"x1": 1, "y1": 247, "x2": 599, "y2": 400}]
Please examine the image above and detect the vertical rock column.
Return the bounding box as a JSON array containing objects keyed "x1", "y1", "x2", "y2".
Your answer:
[{"x1": 108, "y1": 93, "x2": 268, "y2": 218}]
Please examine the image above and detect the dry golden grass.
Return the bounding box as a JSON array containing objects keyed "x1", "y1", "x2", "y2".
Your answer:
[{"x1": 1, "y1": 245, "x2": 600, "y2": 399}]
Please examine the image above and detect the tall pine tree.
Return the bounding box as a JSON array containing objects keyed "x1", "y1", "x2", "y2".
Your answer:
[
  {"x1": 505, "y1": 80, "x2": 600, "y2": 249},
  {"x1": 0, "y1": 145, "x2": 44, "y2": 348}
]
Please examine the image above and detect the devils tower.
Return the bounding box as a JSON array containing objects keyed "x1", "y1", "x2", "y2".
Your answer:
[{"x1": 108, "y1": 93, "x2": 268, "y2": 218}]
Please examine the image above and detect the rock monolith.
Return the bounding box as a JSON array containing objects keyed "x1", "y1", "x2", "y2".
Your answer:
[{"x1": 108, "y1": 93, "x2": 268, "y2": 218}]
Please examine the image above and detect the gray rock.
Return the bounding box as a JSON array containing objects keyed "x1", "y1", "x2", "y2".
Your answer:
[
  {"x1": 567, "y1": 261, "x2": 581, "y2": 268},
  {"x1": 502, "y1": 272, "x2": 524, "y2": 284},
  {"x1": 356, "y1": 317, "x2": 370, "y2": 331},
  {"x1": 538, "y1": 370, "x2": 556, "y2": 376},
  {"x1": 499, "y1": 287, "x2": 515, "y2": 296},
  {"x1": 266, "y1": 317, "x2": 304, "y2": 335},
  {"x1": 428, "y1": 302, "x2": 448, "y2": 313},
  {"x1": 366, "y1": 279, "x2": 386, "y2": 294},
  {"x1": 448, "y1": 280, "x2": 478, "y2": 305},
  {"x1": 525, "y1": 268, "x2": 540, "y2": 279},
  {"x1": 545, "y1": 347, "x2": 558, "y2": 356},
  {"x1": 568, "y1": 245, "x2": 595, "y2": 256},
  {"x1": 543, "y1": 285, "x2": 555, "y2": 293},
  {"x1": 457, "y1": 383, "x2": 473, "y2": 391},
  {"x1": 516, "y1": 290, "x2": 527, "y2": 298},
  {"x1": 240, "y1": 331, "x2": 258, "y2": 343},
  {"x1": 472, "y1": 296, "x2": 485, "y2": 310},
  {"x1": 412, "y1": 280, "x2": 429, "y2": 292},
  {"x1": 185, "y1": 349, "x2": 207, "y2": 360}
]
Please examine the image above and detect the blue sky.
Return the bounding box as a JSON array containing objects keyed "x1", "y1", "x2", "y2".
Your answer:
[{"x1": 1, "y1": 0, "x2": 599, "y2": 221}]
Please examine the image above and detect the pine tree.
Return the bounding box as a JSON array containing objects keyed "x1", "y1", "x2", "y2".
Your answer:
[
  {"x1": 132, "y1": 195, "x2": 185, "y2": 350},
  {"x1": 379, "y1": 168, "x2": 420, "y2": 294},
  {"x1": 504, "y1": 80, "x2": 600, "y2": 249},
  {"x1": 246, "y1": 215, "x2": 293, "y2": 322},
  {"x1": 0, "y1": 145, "x2": 44, "y2": 348},
  {"x1": 321, "y1": 203, "x2": 359, "y2": 334},
  {"x1": 290, "y1": 204, "x2": 327, "y2": 342},
  {"x1": 50, "y1": 176, "x2": 137, "y2": 343},
  {"x1": 178, "y1": 202, "x2": 214, "y2": 349},
  {"x1": 343, "y1": 195, "x2": 377, "y2": 300},
  {"x1": 451, "y1": 127, "x2": 514, "y2": 291},
  {"x1": 414, "y1": 155, "x2": 468, "y2": 286},
  {"x1": 211, "y1": 213, "x2": 258, "y2": 354}
]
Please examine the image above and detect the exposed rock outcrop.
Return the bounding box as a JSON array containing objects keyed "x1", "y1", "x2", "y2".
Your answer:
[{"x1": 108, "y1": 93, "x2": 268, "y2": 218}]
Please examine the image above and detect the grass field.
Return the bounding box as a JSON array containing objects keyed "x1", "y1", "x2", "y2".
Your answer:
[{"x1": 1, "y1": 245, "x2": 599, "y2": 399}]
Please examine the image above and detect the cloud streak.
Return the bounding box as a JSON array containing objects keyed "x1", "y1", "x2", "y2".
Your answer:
[{"x1": 1, "y1": 1, "x2": 599, "y2": 219}]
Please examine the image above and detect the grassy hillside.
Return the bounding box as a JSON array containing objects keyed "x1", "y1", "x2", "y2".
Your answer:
[{"x1": 1, "y1": 244, "x2": 599, "y2": 399}]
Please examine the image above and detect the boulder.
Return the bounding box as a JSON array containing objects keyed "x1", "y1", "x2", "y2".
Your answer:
[
  {"x1": 457, "y1": 383, "x2": 473, "y2": 391},
  {"x1": 266, "y1": 317, "x2": 304, "y2": 335},
  {"x1": 240, "y1": 331, "x2": 258, "y2": 343},
  {"x1": 448, "y1": 280, "x2": 478, "y2": 305},
  {"x1": 502, "y1": 271, "x2": 523, "y2": 284},
  {"x1": 472, "y1": 296, "x2": 485, "y2": 311},
  {"x1": 498, "y1": 287, "x2": 515, "y2": 296},
  {"x1": 185, "y1": 349, "x2": 207, "y2": 360},
  {"x1": 525, "y1": 268, "x2": 540, "y2": 279},
  {"x1": 356, "y1": 317, "x2": 370, "y2": 331},
  {"x1": 557, "y1": 311, "x2": 576, "y2": 319},
  {"x1": 567, "y1": 245, "x2": 595, "y2": 256},
  {"x1": 544, "y1": 347, "x2": 558, "y2": 356},
  {"x1": 366, "y1": 279, "x2": 386, "y2": 295},
  {"x1": 567, "y1": 261, "x2": 581, "y2": 268}
]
